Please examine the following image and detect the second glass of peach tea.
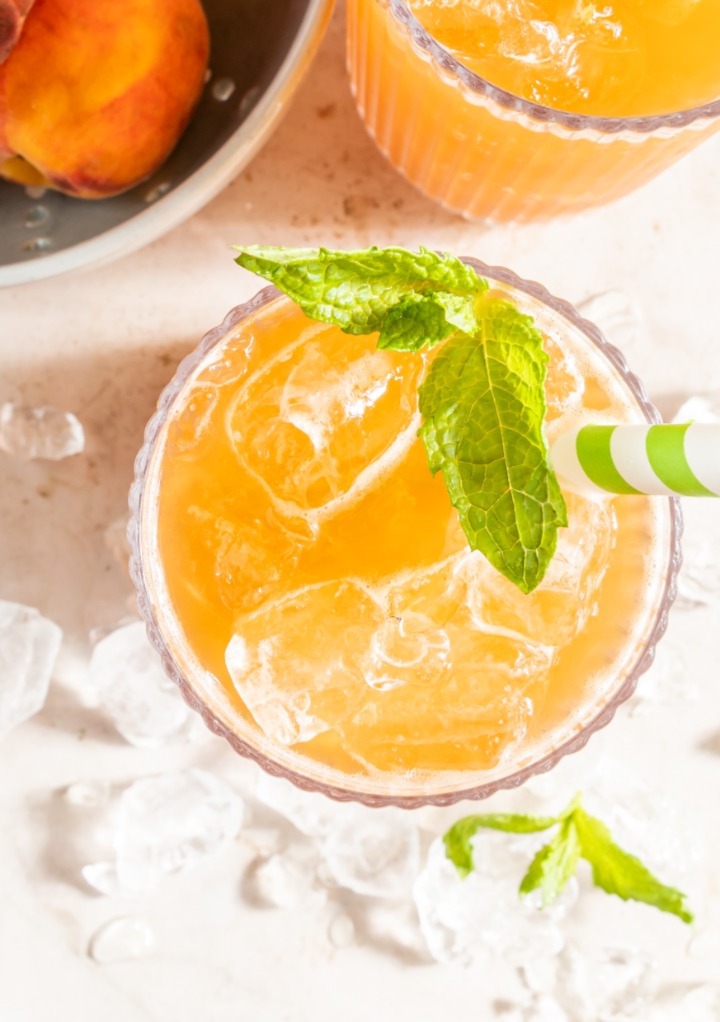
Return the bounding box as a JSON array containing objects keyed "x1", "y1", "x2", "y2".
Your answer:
[
  {"x1": 130, "y1": 257, "x2": 680, "y2": 807},
  {"x1": 346, "y1": 0, "x2": 720, "y2": 222}
]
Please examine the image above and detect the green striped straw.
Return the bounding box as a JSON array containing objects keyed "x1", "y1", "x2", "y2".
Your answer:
[{"x1": 551, "y1": 423, "x2": 719, "y2": 497}]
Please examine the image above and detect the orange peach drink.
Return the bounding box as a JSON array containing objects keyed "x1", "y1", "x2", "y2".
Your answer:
[
  {"x1": 347, "y1": 0, "x2": 720, "y2": 221},
  {"x1": 142, "y1": 281, "x2": 672, "y2": 796}
]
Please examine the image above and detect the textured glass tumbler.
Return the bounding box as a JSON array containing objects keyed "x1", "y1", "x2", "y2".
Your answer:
[
  {"x1": 346, "y1": 0, "x2": 720, "y2": 222},
  {"x1": 130, "y1": 260, "x2": 681, "y2": 807}
]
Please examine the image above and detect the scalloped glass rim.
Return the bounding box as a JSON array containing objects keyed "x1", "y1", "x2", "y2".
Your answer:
[
  {"x1": 0, "y1": 0, "x2": 333, "y2": 288},
  {"x1": 129, "y1": 258, "x2": 682, "y2": 808},
  {"x1": 386, "y1": 0, "x2": 720, "y2": 134}
]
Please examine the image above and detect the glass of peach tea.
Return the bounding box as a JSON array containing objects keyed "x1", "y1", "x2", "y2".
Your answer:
[{"x1": 130, "y1": 248, "x2": 680, "y2": 807}]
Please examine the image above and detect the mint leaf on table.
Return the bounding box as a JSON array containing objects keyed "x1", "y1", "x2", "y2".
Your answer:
[
  {"x1": 233, "y1": 245, "x2": 567, "y2": 593},
  {"x1": 418, "y1": 297, "x2": 567, "y2": 594},
  {"x1": 444, "y1": 812, "x2": 560, "y2": 877},
  {"x1": 444, "y1": 794, "x2": 694, "y2": 924},
  {"x1": 572, "y1": 807, "x2": 693, "y2": 924},
  {"x1": 519, "y1": 816, "x2": 581, "y2": 908}
]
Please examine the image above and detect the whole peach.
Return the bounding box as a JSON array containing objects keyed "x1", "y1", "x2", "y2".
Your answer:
[{"x1": 0, "y1": 0, "x2": 209, "y2": 197}]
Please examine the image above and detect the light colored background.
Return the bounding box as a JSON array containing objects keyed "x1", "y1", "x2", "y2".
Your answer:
[{"x1": 2, "y1": 7, "x2": 720, "y2": 1020}]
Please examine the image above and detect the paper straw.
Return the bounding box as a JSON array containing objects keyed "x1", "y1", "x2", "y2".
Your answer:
[{"x1": 551, "y1": 423, "x2": 720, "y2": 497}]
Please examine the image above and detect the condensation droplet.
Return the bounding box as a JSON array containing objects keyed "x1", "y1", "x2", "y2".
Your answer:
[
  {"x1": 89, "y1": 917, "x2": 156, "y2": 963},
  {"x1": 22, "y1": 236, "x2": 53, "y2": 253},
  {"x1": 212, "y1": 77, "x2": 236, "y2": 102},
  {"x1": 144, "y1": 182, "x2": 171, "y2": 203},
  {"x1": 24, "y1": 185, "x2": 47, "y2": 200},
  {"x1": 328, "y1": 913, "x2": 355, "y2": 949},
  {"x1": 24, "y1": 205, "x2": 50, "y2": 229},
  {"x1": 239, "y1": 85, "x2": 262, "y2": 116}
]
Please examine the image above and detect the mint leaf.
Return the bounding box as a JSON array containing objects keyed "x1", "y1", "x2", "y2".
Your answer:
[
  {"x1": 418, "y1": 297, "x2": 568, "y2": 593},
  {"x1": 573, "y1": 808, "x2": 694, "y2": 924},
  {"x1": 233, "y1": 245, "x2": 486, "y2": 337},
  {"x1": 376, "y1": 294, "x2": 457, "y2": 351},
  {"x1": 519, "y1": 816, "x2": 581, "y2": 907},
  {"x1": 443, "y1": 795, "x2": 693, "y2": 924},
  {"x1": 444, "y1": 812, "x2": 560, "y2": 877}
]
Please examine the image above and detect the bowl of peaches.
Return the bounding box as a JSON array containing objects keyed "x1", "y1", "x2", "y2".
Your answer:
[{"x1": 0, "y1": 0, "x2": 332, "y2": 285}]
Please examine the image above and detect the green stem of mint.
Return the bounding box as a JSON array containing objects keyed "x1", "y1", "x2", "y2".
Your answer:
[
  {"x1": 443, "y1": 794, "x2": 694, "y2": 924},
  {"x1": 233, "y1": 245, "x2": 568, "y2": 594}
]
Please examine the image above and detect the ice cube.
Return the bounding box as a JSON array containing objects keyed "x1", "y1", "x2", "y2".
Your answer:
[
  {"x1": 544, "y1": 336, "x2": 586, "y2": 422},
  {"x1": 363, "y1": 612, "x2": 451, "y2": 692},
  {"x1": 0, "y1": 600, "x2": 62, "y2": 742},
  {"x1": 89, "y1": 769, "x2": 243, "y2": 894},
  {"x1": 464, "y1": 491, "x2": 613, "y2": 648},
  {"x1": 90, "y1": 621, "x2": 194, "y2": 748},
  {"x1": 226, "y1": 580, "x2": 384, "y2": 746},
  {"x1": 555, "y1": 945, "x2": 658, "y2": 1022},
  {"x1": 675, "y1": 528, "x2": 720, "y2": 611},
  {"x1": 576, "y1": 290, "x2": 645, "y2": 356},
  {"x1": 82, "y1": 862, "x2": 130, "y2": 899},
  {"x1": 413, "y1": 834, "x2": 569, "y2": 965},
  {"x1": 351, "y1": 899, "x2": 429, "y2": 961},
  {"x1": 248, "y1": 849, "x2": 319, "y2": 909},
  {"x1": 64, "y1": 780, "x2": 111, "y2": 810},
  {"x1": 254, "y1": 772, "x2": 351, "y2": 839},
  {"x1": 631, "y1": 641, "x2": 696, "y2": 713},
  {"x1": 320, "y1": 813, "x2": 420, "y2": 899},
  {"x1": 227, "y1": 325, "x2": 423, "y2": 517},
  {"x1": 88, "y1": 917, "x2": 156, "y2": 963},
  {"x1": 328, "y1": 913, "x2": 356, "y2": 948},
  {"x1": 103, "y1": 515, "x2": 131, "y2": 576},
  {"x1": 0, "y1": 402, "x2": 84, "y2": 460},
  {"x1": 198, "y1": 507, "x2": 307, "y2": 615},
  {"x1": 671, "y1": 393, "x2": 720, "y2": 425}
]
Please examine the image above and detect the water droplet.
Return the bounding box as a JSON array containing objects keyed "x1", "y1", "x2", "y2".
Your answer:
[
  {"x1": 328, "y1": 913, "x2": 355, "y2": 949},
  {"x1": 22, "y1": 237, "x2": 53, "y2": 253},
  {"x1": 88, "y1": 917, "x2": 156, "y2": 963},
  {"x1": 204, "y1": 67, "x2": 212, "y2": 84},
  {"x1": 239, "y1": 85, "x2": 262, "y2": 116},
  {"x1": 211, "y1": 77, "x2": 236, "y2": 102},
  {"x1": 24, "y1": 205, "x2": 50, "y2": 229},
  {"x1": 144, "y1": 182, "x2": 171, "y2": 204},
  {"x1": 24, "y1": 185, "x2": 47, "y2": 200}
]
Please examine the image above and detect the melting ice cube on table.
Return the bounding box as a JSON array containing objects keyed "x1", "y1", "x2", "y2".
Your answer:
[
  {"x1": 0, "y1": 600, "x2": 62, "y2": 742},
  {"x1": 88, "y1": 917, "x2": 156, "y2": 964},
  {"x1": 249, "y1": 849, "x2": 320, "y2": 909},
  {"x1": 0, "y1": 402, "x2": 84, "y2": 460},
  {"x1": 83, "y1": 769, "x2": 243, "y2": 895},
  {"x1": 90, "y1": 621, "x2": 194, "y2": 748},
  {"x1": 413, "y1": 834, "x2": 571, "y2": 966},
  {"x1": 554, "y1": 945, "x2": 658, "y2": 1022},
  {"x1": 320, "y1": 813, "x2": 421, "y2": 899}
]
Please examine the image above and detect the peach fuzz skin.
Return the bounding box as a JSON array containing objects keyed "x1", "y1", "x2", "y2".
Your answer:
[{"x1": 0, "y1": 0, "x2": 209, "y2": 198}]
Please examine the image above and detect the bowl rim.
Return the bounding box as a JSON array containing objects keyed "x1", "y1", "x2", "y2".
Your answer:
[
  {"x1": 129, "y1": 256, "x2": 683, "y2": 808},
  {"x1": 0, "y1": 0, "x2": 334, "y2": 288}
]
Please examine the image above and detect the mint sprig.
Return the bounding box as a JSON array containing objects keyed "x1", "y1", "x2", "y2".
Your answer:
[
  {"x1": 234, "y1": 245, "x2": 567, "y2": 593},
  {"x1": 443, "y1": 795, "x2": 693, "y2": 923},
  {"x1": 418, "y1": 297, "x2": 567, "y2": 593}
]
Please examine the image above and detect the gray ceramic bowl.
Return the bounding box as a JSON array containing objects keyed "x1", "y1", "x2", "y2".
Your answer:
[{"x1": 0, "y1": 0, "x2": 333, "y2": 287}]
